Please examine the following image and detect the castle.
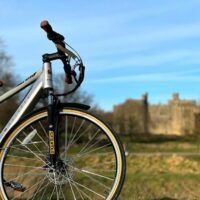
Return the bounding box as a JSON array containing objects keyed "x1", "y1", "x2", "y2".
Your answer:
[{"x1": 113, "y1": 93, "x2": 200, "y2": 135}]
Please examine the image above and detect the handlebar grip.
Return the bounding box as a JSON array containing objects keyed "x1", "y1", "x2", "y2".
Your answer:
[
  {"x1": 40, "y1": 20, "x2": 65, "y2": 43},
  {"x1": 40, "y1": 20, "x2": 53, "y2": 33}
]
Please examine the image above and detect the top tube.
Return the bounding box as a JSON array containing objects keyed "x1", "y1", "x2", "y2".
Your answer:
[{"x1": 0, "y1": 70, "x2": 41, "y2": 104}]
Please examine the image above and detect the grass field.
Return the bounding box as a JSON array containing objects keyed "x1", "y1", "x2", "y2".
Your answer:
[
  {"x1": 120, "y1": 134, "x2": 200, "y2": 200},
  {"x1": 4, "y1": 133, "x2": 200, "y2": 199}
]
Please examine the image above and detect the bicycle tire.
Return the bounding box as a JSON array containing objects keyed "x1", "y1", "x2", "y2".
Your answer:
[{"x1": 0, "y1": 106, "x2": 126, "y2": 200}]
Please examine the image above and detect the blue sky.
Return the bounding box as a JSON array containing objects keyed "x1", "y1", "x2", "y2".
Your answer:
[{"x1": 1, "y1": 0, "x2": 200, "y2": 110}]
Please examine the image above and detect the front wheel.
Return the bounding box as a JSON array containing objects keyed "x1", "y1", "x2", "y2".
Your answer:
[{"x1": 0, "y1": 107, "x2": 126, "y2": 200}]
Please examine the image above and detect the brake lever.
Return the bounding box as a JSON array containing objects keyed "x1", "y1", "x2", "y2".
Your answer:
[{"x1": 55, "y1": 44, "x2": 77, "y2": 60}]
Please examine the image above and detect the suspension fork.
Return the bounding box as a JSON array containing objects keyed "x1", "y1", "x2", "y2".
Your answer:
[
  {"x1": 43, "y1": 61, "x2": 60, "y2": 166},
  {"x1": 47, "y1": 93, "x2": 60, "y2": 166}
]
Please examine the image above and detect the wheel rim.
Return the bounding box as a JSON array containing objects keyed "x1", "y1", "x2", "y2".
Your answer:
[{"x1": 0, "y1": 109, "x2": 124, "y2": 200}]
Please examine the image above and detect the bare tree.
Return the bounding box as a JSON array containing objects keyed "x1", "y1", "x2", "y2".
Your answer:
[
  {"x1": 0, "y1": 40, "x2": 18, "y2": 128},
  {"x1": 53, "y1": 73, "x2": 93, "y2": 105}
]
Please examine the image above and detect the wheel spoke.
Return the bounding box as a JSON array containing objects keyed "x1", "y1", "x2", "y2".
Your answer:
[
  {"x1": 84, "y1": 168, "x2": 116, "y2": 172},
  {"x1": 70, "y1": 178, "x2": 105, "y2": 199},
  {"x1": 39, "y1": 181, "x2": 51, "y2": 200},
  {"x1": 68, "y1": 116, "x2": 77, "y2": 148},
  {"x1": 60, "y1": 123, "x2": 93, "y2": 158},
  {"x1": 5, "y1": 163, "x2": 43, "y2": 169},
  {"x1": 8, "y1": 146, "x2": 47, "y2": 157},
  {"x1": 22, "y1": 130, "x2": 47, "y2": 157},
  {"x1": 78, "y1": 136, "x2": 102, "y2": 156},
  {"x1": 77, "y1": 143, "x2": 111, "y2": 157},
  {"x1": 75, "y1": 166, "x2": 112, "y2": 189},
  {"x1": 65, "y1": 115, "x2": 68, "y2": 159},
  {"x1": 30, "y1": 176, "x2": 47, "y2": 200},
  {"x1": 69, "y1": 179, "x2": 77, "y2": 200},
  {"x1": 74, "y1": 184, "x2": 85, "y2": 200},
  {"x1": 78, "y1": 128, "x2": 100, "y2": 154},
  {"x1": 70, "y1": 180, "x2": 93, "y2": 200},
  {"x1": 60, "y1": 167, "x2": 104, "y2": 199},
  {"x1": 81, "y1": 169, "x2": 114, "y2": 181},
  {"x1": 88, "y1": 160, "x2": 116, "y2": 169},
  {"x1": 5, "y1": 167, "x2": 42, "y2": 182},
  {"x1": 31, "y1": 126, "x2": 48, "y2": 148},
  {"x1": 7, "y1": 154, "x2": 41, "y2": 161},
  {"x1": 60, "y1": 184, "x2": 66, "y2": 200},
  {"x1": 16, "y1": 139, "x2": 47, "y2": 165},
  {"x1": 49, "y1": 184, "x2": 56, "y2": 200},
  {"x1": 71, "y1": 123, "x2": 93, "y2": 146},
  {"x1": 53, "y1": 172, "x2": 60, "y2": 200},
  {"x1": 66, "y1": 119, "x2": 85, "y2": 151},
  {"x1": 11, "y1": 177, "x2": 47, "y2": 200},
  {"x1": 39, "y1": 121, "x2": 48, "y2": 139}
]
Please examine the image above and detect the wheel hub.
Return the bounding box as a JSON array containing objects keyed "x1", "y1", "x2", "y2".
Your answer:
[{"x1": 46, "y1": 157, "x2": 75, "y2": 185}]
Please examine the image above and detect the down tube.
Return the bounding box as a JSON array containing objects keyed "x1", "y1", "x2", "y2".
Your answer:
[{"x1": 0, "y1": 74, "x2": 43, "y2": 143}]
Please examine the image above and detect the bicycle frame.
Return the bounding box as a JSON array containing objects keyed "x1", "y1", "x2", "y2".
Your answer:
[{"x1": 0, "y1": 62, "x2": 52, "y2": 144}]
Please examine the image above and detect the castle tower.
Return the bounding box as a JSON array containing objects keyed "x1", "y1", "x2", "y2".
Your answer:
[
  {"x1": 142, "y1": 93, "x2": 149, "y2": 134},
  {"x1": 172, "y1": 93, "x2": 179, "y2": 101}
]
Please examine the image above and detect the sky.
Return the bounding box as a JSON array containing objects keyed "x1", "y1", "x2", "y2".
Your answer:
[{"x1": 1, "y1": 0, "x2": 200, "y2": 110}]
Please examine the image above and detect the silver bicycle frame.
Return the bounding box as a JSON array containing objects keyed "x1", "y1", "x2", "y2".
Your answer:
[{"x1": 0, "y1": 62, "x2": 53, "y2": 144}]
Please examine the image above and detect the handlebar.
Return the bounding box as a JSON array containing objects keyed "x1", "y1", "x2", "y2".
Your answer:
[
  {"x1": 40, "y1": 20, "x2": 65, "y2": 44},
  {"x1": 40, "y1": 20, "x2": 82, "y2": 62},
  {"x1": 40, "y1": 20, "x2": 85, "y2": 96},
  {"x1": 40, "y1": 20, "x2": 72, "y2": 83}
]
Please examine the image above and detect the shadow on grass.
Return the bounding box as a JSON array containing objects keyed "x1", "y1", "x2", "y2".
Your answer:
[{"x1": 121, "y1": 133, "x2": 200, "y2": 144}]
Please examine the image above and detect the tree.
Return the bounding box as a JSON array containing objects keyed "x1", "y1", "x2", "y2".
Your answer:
[
  {"x1": 112, "y1": 99, "x2": 148, "y2": 135},
  {"x1": 53, "y1": 73, "x2": 93, "y2": 105},
  {"x1": 0, "y1": 40, "x2": 19, "y2": 129}
]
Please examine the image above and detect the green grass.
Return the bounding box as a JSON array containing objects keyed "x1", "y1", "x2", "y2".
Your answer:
[
  {"x1": 6, "y1": 133, "x2": 200, "y2": 199},
  {"x1": 121, "y1": 172, "x2": 200, "y2": 200},
  {"x1": 119, "y1": 134, "x2": 200, "y2": 200},
  {"x1": 122, "y1": 134, "x2": 200, "y2": 153}
]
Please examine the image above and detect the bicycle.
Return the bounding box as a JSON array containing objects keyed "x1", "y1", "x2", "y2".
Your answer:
[{"x1": 0, "y1": 21, "x2": 126, "y2": 200}]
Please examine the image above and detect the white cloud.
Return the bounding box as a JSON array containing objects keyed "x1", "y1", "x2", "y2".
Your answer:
[
  {"x1": 85, "y1": 48, "x2": 200, "y2": 72},
  {"x1": 84, "y1": 22, "x2": 200, "y2": 58},
  {"x1": 87, "y1": 71, "x2": 200, "y2": 83}
]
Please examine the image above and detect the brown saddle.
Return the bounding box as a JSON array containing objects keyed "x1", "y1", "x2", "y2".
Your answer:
[{"x1": 0, "y1": 80, "x2": 3, "y2": 87}]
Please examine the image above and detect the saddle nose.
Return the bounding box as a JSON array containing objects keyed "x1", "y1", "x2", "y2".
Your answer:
[{"x1": 0, "y1": 80, "x2": 3, "y2": 87}]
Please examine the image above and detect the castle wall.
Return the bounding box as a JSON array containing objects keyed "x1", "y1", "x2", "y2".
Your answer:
[
  {"x1": 149, "y1": 94, "x2": 200, "y2": 135},
  {"x1": 148, "y1": 105, "x2": 173, "y2": 134},
  {"x1": 113, "y1": 93, "x2": 200, "y2": 135}
]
